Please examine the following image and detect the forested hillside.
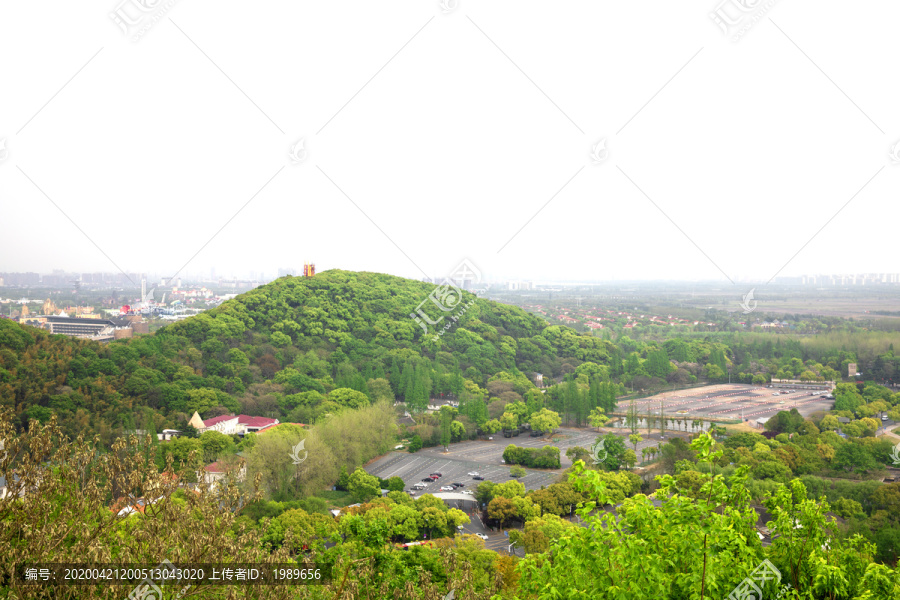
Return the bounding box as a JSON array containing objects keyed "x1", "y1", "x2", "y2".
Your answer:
[{"x1": 0, "y1": 270, "x2": 610, "y2": 439}]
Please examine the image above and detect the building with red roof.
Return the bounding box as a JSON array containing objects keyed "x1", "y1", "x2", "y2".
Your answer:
[{"x1": 188, "y1": 411, "x2": 279, "y2": 436}]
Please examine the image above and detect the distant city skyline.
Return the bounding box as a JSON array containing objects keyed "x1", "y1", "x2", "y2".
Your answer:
[{"x1": 3, "y1": 267, "x2": 900, "y2": 288}]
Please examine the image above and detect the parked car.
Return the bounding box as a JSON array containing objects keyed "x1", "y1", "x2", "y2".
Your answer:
[
  {"x1": 467, "y1": 471, "x2": 479, "y2": 476},
  {"x1": 882, "y1": 415, "x2": 889, "y2": 421},
  {"x1": 422, "y1": 478, "x2": 434, "y2": 483},
  {"x1": 408, "y1": 490, "x2": 417, "y2": 495},
  {"x1": 475, "y1": 533, "x2": 488, "y2": 540},
  {"x1": 430, "y1": 472, "x2": 443, "y2": 477},
  {"x1": 440, "y1": 485, "x2": 454, "y2": 491},
  {"x1": 462, "y1": 490, "x2": 474, "y2": 495},
  {"x1": 473, "y1": 475, "x2": 484, "y2": 480}
]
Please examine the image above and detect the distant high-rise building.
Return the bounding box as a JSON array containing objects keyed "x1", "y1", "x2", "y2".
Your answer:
[{"x1": 303, "y1": 262, "x2": 316, "y2": 277}]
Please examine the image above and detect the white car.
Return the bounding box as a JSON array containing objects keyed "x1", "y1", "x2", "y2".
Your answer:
[
  {"x1": 475, "y1": 533, "x2": 488, "y2": 540},
  {"x1": 440, "y1": 485, "x2": 454, "y2": 491},
  {"x1": 467, "y1": 471, "x2": 479, "y2": 476},
  {"x1": 462, "y1": 490, "x2": 474, "y2": 495}
]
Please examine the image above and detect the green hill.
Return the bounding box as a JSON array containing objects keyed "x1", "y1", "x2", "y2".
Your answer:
[{"x1": 0, "y1": 269, "x2": 616, "y2": 440}]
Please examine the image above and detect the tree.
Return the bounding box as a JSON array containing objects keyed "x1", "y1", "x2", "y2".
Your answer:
[
  {"x1": 245, "y1": 430, "x2": 303, "y2": 499},
  {"x1": 566, "y1": 446, "x2": 592, "y2": 465},
  {"x1": 500, "y1": 411, "x2": 519, "y2": 432},
  {"x1": 765, "y1": 409, "x2": 805, "y2": 434},
  {"x1": 329, "y1": 387, "x2": 370, "y2": 409},
  {"x1": 831, "y1": 497, "x2": 864, "y2": 519},
  {"x1": 627, "y1": 398, "x2": 639, "y2": 435},
  {"x1": 450, "y1": 420, "x2": 466, "y2": 442},
  {"x1": 871, "y1": 483, "x2": 900, "y2": 515},
  {"x1": 475, "y1": 481, "x2": 497, "y2": 506},
  {"x1": 407, "y1": 434, "x2": 423, "y2": 453},
  {"x1": 628, "y1": 433, "x2": 643, "y2": 455},
  {"x1": 834, "y1": 443, "x2": 877, "y2": 473},
  {"x1": 588, "y1": 407, "x2": 609, "y2": 431},
  {"x1": 481, "y1": 419, "x2": 501, "y2": 435},
  {"x1": 622, "y1": 448, "x2": 637, "y2": 470},
  {"x1": 385, "y1": 476, "x2": 405, "y2": 492},
  {"x1": 510, "y1": 465, "x2": 527, "y2": 478},
  {"x1": 509, "y1": 514, "x2": 577, "y2": 554},
  {"x1": 439, "y1": 406, "x2": 452, "y2": 450},
  {"x1": 198, "y1": 430, "x2": 234, "y2": 463},
  {"x1": 487, "y1": 496, "x2": 516, "y2": 530},
  {"x1": 596, "y1": 433, "x2": 627, "y2": 471},
  {"x1": 336, "y1": 465, "x2": 351, "y2": 491},
  {"x1": 266, "y1": 508, "x2": 337, "y2": 552},
  {"x1": 0, "y1": 412, "x2": 309, "y2": 600},
  {"x1": 366, "y1": 378, "x2": 394, "y2": 403},
  {"x1": 530, "y1": 408, "x2": 561, "y2": 435},
  {"x1": 493, "y1": 480, "x2": 527, "y2": 500},
  {"x1": 348, "y1": 467, "x2": 381, "y2": 503}
]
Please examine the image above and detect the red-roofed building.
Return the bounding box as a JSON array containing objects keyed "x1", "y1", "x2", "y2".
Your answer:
[
  {"x1": 111, "y1": 496, "x2": 147, "y2": 516},
  {"x1": 200, "y1": 460, "x2": 246, "y2": 485},
  {"x1": 188, "y1": 411, "x2": 279, "y2": 435}
]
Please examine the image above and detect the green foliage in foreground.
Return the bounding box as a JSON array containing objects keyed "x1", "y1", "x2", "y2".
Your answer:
[
  {"x1": 3, "y1": 411, "x2": 899, "y2": 599},
  {"x1": 515, "y1": 434, "x2": 900, "y2": 599}
]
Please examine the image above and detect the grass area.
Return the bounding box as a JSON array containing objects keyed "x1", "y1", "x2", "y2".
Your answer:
[
  {"x1": 724, "y1": 422, "x2": 758, "y2": 434},
  {"x1": 314, "y1": 490, "x2": 354, "y2": 508}
]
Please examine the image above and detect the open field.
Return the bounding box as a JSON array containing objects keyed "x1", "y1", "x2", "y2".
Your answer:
[{"x1": 618, "y1": 383, "x2": 835, "y2": 426}]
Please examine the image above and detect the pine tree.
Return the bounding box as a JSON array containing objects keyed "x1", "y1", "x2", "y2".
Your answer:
[
  {"x1": 403, "y1": 363, "x2": 415, "y2": 402},
  {"x1": 389, "y1": 357, "x2": 402, "y2": 396},
  {"x1": 589, "y1": 376, "x2": 601, "y2": 410}
]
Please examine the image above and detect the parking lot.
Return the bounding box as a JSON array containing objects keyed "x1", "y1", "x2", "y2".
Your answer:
[
  {"x1": 368, "y1": 385, "x2": 836, "y2": 498},
  {"x1": 365, "y1": 384, "x2": 839, "y2": 553},
  {"x1": 365, "y1": 442, "x2": 562, "y2": 500},
  {"x1": 621, "y1": 383, "x2": 834, "y2": 423}
]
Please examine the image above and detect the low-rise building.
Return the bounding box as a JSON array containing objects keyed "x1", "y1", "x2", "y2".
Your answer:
[{"x1": 188, "y1": 412, "x2": 279, "y2": 436}]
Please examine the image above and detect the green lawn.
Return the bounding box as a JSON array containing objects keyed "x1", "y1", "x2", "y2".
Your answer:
[{"x1": 315, "y1": 489, "x2": 354, "y2": 508}]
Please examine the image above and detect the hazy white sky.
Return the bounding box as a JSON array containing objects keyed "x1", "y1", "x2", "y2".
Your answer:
[{"x1": 1, "y1": 1, "x2": 898, "y2": 284}]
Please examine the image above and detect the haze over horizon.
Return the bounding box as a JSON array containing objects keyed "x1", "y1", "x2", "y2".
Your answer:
[{"x1": 2, "y1": 1, "x2": 899, "y2": 285}]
